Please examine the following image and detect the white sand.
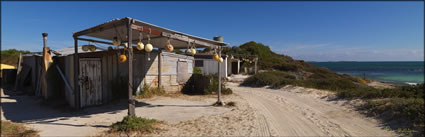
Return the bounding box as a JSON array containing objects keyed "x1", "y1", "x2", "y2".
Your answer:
[
  {"x1": 225, "y1": 81, "x2": 396, "y2": 136},
  {"x1": 1, "y1": 89, "x2": 230, "y2": 136},
  {"x1": 2, "y1": 76, "x2": 398, "y2": 136}
]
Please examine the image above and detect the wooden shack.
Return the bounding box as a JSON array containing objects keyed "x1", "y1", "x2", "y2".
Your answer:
[
  {"x1": 47, "y1": 47, "x2": 193, "y2": 108},
  {"x1": 65, "y1": 17, "x2": 226, "y2": 109}
]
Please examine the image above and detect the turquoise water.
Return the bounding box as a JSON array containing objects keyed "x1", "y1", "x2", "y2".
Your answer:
[{"x1": 309, "y1": 61, "x2": 424, "y2": 85}]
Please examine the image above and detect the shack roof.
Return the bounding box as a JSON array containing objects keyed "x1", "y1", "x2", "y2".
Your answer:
[{"x1": 73, "y1": 17, "x2": 227, "y2": 49}]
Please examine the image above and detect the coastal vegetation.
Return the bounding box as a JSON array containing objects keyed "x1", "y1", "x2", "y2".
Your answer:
[
  {"x1": 182, "y1": 74, "x2": 233, "y2": 95},
  {"x1": 1, "y1": 120, "x2": 39, "y2": 137},
  {"x1": 110, "y1": 116, "x2": 159, "y2": 134},
  {"x1": 1, "y1": 49, "x2": 30, "y2": 65},
  {"x1": 136, "y1": 84, "x2": 166, "y2": 99},
  {"x1": 234, "y1": 41, "x2": 424, "y2": 136}
]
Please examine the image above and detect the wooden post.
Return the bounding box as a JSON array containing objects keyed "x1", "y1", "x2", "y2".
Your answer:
[
  {"x1": 254, "y1": 57, "x2": 258, "y2": 74},
  {"x1": 213, "y1": 36, "x2": 224, "y2": 106},
  {"x1": 73, "y1": 37, "x2": 80, "y2": 109},
  {"x1": 127, "y1": 19, "x2": 136, "y2": 116},
  {"x1": 14, "y1": 53, "x2": 22, "y2": 91},
  {"x1": 158, "y1": 49, "x2": 162, "y2": 89},
  {"x1": 41, "y1": 33, "x2": 49, "y2": 99},
  {"x1": 217, "y1": 46, "x2": 222, "y2": 104}
]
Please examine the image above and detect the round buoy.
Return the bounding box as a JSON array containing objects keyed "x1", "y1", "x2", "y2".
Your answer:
[
  {"x1": 88, "y1": 45, "x2": 96, "y2": 52},
  {"x1": 213, "y1": 54, "x2": 219, "y2": 61},
  {"x1": 136, "y1": 42, "x2": 144, "y2": 51},
  {"x1": 218, "y1": 57, "x2": 224, "y2": 63},
  {"x1": 190, "y1": 48, "x2": 197, "y2": 55},
  {"x1": 119, "y1": 54, "x2": 127, "y2": 63},
  {"x1": 165, "y1": 44, "x2": 174, "y2": 52},
  {"x1": 145, "y1": 43, "x2": 153, "y2": 52},
  {"x1": 82, "y1": 45, "x2": 89, "y2": 51}
]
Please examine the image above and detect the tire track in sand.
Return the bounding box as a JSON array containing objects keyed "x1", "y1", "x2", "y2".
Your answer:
[{"x1": 228, "y1": 83, "x2": 396, "y2": 137}]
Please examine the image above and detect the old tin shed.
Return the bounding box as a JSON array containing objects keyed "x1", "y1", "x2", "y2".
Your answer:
[
  {"x1": 52, "y1": 47, "x2": 194, "y2": 108},
  {"x1": 68, "y1": 17, "x2": 226, "y2": 110}
]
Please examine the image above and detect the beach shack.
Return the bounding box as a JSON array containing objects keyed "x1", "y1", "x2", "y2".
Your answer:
[{"x1": 55, "y1": 17, "x2": 227, "y2": 110}]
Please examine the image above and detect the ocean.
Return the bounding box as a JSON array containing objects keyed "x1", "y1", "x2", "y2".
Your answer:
[{"x1": 309, "y1": 61, "x2": 424, "y2": 85}]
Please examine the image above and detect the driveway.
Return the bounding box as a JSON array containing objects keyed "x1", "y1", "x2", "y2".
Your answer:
[{"x1": 1, "y1": 89, "x2": 229, "y2": 136}]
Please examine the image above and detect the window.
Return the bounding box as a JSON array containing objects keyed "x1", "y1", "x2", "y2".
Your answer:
[{"x1": 195, "y1": 60, "x2": 204, "y2": 67}]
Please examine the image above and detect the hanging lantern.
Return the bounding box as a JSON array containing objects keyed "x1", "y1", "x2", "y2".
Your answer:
[
  {"x1": 88, "y1": 45, "x2": 96, "y2": 52},
  {"x1": 218, "y1": 57, "x2": 224, "y2": 63},
  {"x1": 136, "y1": 42, "x2": 144, "y2": 51},
  {"x1": 119, "y1": 54, "x2": 127, "y2": 63},
  {"x1": 113, "y1": 37, "x2": 121, "y2": 46},
  {"x1": 145, "y1": 43, "x2": 153, "y2": 52}
]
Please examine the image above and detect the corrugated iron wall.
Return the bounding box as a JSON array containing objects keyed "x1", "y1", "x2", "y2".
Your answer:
[{"x1": 58, "y1": 50, "x2": 193, "y2": 108}]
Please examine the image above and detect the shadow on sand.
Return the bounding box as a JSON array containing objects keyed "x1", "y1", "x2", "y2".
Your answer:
[{"x1": 1, "y1": 88, "x2": 212, "y2": 128}]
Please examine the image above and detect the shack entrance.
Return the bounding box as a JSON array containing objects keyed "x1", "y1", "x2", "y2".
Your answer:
[{"x1": 79, "y1": 58, "x2": 102, "y2": 108}]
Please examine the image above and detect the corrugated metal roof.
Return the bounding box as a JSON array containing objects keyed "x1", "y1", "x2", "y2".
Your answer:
[
  {"x1": 52, "y1": 46, "x2": 104, "y2": 56},
  {"x1": 73, "y1": 17, "x2": 227, "y2": 49}
]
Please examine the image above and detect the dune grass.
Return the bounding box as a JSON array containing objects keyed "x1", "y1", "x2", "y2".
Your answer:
[
  {"x1": 1, "y1": 120, "x2": 39, "y2": 137},
  {"x1": 110, "y1": 116, "x2": 159, "y2": 133},
  {"x1": 136, "y1": 83, "x2": 166, "y2": 99}
]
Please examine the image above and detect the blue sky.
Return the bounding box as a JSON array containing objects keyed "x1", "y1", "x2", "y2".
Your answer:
[{"x1": 2, "y1": 1, "x2": 423, "y2": 61}]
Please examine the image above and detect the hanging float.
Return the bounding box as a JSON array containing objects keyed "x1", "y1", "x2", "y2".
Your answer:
[
  {"x1": 136, "y1": 32, "x2": 144, "y2": 51},
  {"x1": 165, "y1": 38, "x2": 174, "y2": 52}
]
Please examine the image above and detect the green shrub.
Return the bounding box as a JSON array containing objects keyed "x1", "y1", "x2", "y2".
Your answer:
[
  {"x1": 274, "y1": 62, "x2": 300, "y2": 71},
  {"x1": 204, "y1": 75, "x2": 232, "y2": 95},
  {"x1": 193, "y1": 67, "x2": 202, "y2": 75},
  {"x1": 136, "y1": 83, "x2": 165, "y2": 99},
  {"x1": 182, "y1": 74, "x2": 232, "y2": 95},
  {"x1": 337, "y1": 84, "x2": 425, "y2": 99},
  {"x1": 241, "y1": 71, "x2": 295, "y2": 87},
  {"x1": 298, "y1": 78, "x2": 357, "y2": 91},
  {"x1": 111, "y1": 116, "x2": 158, "y2": 133},
  {"x1": 364, "y1": 98, "x2": 424, "y2": 128},
  {"x1": 1, "y1": 49, "x2": 30, "y2": 65}
]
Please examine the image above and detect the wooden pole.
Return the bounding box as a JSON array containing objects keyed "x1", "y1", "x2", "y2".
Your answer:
[
  {"x1": 41, "y1": 33, "x2": 49, "y2": 99},
  {"x1": 73, "y1": 37, "x2": 80, "y2": 109},
  {"x1": 14, "y1": 53, "x2": 22, "y2": 91},
  {"x1": 158, "y1": 49, "x2": 162, "y2": 89},
  {"x1": 254, "y1": 57, "x2": 258, "y2": 74},
  {"x1": 127, "y1": 19, "x2": 136, "y2": 116},
  {"x1": 217, "y1": 46, "x2": 222, "y2": 104}
]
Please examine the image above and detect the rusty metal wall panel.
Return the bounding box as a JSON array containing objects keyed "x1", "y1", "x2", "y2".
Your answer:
[
  {"x1": 79, "y1": 58, "x2": 102, "y2": 108},
  {"x1": 65, "y1": 55, "x2": 75, "y2": 108},
  {"x1": 101, "y1": 55, "x2": 108, "y2": 103}
]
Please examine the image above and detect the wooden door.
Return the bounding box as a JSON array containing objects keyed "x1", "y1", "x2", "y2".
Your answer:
[
  {"x1": 79, "y1": 58, "x2": 102, "y2": 108},
  {"x1": 177, "y1": 61, "x2": 188, "y2": 84},
  {"x1": 232, "y1": 62, "x2": 238, "y2": 74}
]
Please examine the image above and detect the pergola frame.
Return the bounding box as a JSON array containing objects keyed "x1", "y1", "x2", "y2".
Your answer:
[{"x1": 72, "y1": 17, "x2": 227, "y2": 114}]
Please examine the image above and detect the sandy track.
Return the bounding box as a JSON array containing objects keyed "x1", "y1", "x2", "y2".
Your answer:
[{"x1": 227, "y1": 82, "x2": 396, "y2": 136}]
